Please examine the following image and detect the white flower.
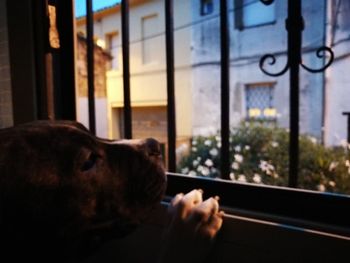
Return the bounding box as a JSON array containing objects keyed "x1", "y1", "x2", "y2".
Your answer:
[
  {"x1": 192, "y1": 139, "x2": 197, "y2": 145},
  {"x1": 345, "y1": 160, "x2": 350, "y2": 167},
  {"x1": 234, "y1": 154, "x2": 243, "y2": 163},
  {"x1": 259, "y1": 160, "x2": 277, "y2": 177},
  {"x1": 188, "y1": 171, "x2": 197, "y2": 177},
  {"x1": 340, "y1": 139, "x2": 348, "y2": 149},
  {"x1": 201, "y1": 167, "x2": 210, "y2": 176},
  {"x1": 237, "y1": 174, "x2": 247, "y2": 182},
  {"x1": 317, "y1": 184, "x2": 326, "y2": 192},
  {"x1": 231, "y1": 162, "x2": 239, "y2": 170},
  {"x1": 192, "y1": 160, "x2": 199, "y2": 167},
  {"x1": 215, "y1": 135, "x2": 221, "y2": 142},
  {"x1": 204, "y1": 159, "x2": 214, "y2": 167},
  {"x1": 271, "y1": 141, "x2": 279, "y2": 148},
  {"x1": 209, "y1": 148, "x2": 219, "y2": 156},
  {"x1": 308, "y1": 136, "x2": 317, "y2": 144},
  {"x1": 329, "y1": 181, "x2": 336, "y2": 187},
  {"x1": 204, "y1": 139, "x2": 212, "y2": 146},
  {"x1": 197, "y1": 156, "x2": 202, "y2": 161},
  {"x1": 176, "y1": 143, "x2": 188, "y2": 154},
  {"x1": 197, "y1": 165, "x2": 204, "y2": 172},
  {"x1": 328, "y1": 161, "x2": 339, "y2": 172},
  {"x1": 217, "y1": 142, "x2": 222, "y2": 148},
  {"x1": 181, "y1": 167, "x2": 189, "y2": 174},
  {"x1": 259, "y1": 160, "x2": 268, "y2": 172},
  {"x1": 234, "y1": 145, "x2": 241, "y2": 152},
  {"x1": 229, "y1": 172, "x2": 235, "y2": 180},
  {"x1": 253, "y1": 173, "x2": 262, "y2": 184},
  {"x1": 192, "y1": 147, "x2": 197, "y2": 152},
  {"x1": 244, "y1": 145, "x2": 251, "y2": 151}
]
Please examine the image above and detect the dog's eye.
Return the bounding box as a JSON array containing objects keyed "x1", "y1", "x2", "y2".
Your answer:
[{"x1": 81, "y1": 153, "x2": 99, "y2": 171}]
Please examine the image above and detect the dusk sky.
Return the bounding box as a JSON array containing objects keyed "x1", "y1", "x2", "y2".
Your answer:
[{"x1": 75, "y1": 0, "x2": 121, "y2": 17}]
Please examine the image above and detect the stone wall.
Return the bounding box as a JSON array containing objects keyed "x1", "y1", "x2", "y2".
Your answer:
[{"x1": 76, "y1": 33, "x2": 111, "y2": 98}]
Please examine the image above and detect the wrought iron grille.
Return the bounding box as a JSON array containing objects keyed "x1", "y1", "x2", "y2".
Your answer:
[
  {"x1": 245, "y1": 83, "x2": 276, "y2": 120},
  {"x1": 83, "y1": 0, "x2": 335, "y2": 186}
]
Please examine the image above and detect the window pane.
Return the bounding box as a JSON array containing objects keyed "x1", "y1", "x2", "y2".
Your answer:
[
  {"x1": 300, "y1": 0, "x2": 350, "y2": 195},
  {"x1": 245, "y1": 83, "x2": 276, "y2": 120},
  {"x1": 201, "y1": 0, "x2": 214, "y2": 16},
  {"x1": 142, "y1": 14, "x2": 160, "y2": 64},
  {"x1": 106, "y1": 32, "x2": 119, "y2": 69},
  {"x1": 243, "y1": 0, "x2": 275, "y2": 27},
  {"x1": 73, "y1": 0, "x2": 350, "y2": 196}
]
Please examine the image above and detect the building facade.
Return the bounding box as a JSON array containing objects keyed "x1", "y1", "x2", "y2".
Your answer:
[
  {"x1": 76, "y1": 0, "x2": 193, "y2": 157},
  {"x1": 76, "y1": 0, "x2": 350, "y2": 147},
  {"x1": 191, "y1": 0, "x2": 350, "y2": 146}
]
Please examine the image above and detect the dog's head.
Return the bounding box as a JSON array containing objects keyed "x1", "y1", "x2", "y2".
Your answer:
[{"x1": 0, "y1": 120, "x2": 166, "y2": 259}]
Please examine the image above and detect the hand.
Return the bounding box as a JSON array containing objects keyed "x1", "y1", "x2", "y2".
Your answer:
[{"x1": 159, "y1": 189, "x2": 224, "y2": 263}]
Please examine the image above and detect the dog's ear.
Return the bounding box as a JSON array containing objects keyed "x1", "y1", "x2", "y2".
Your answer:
[
  {"x1": 58, "y1": 120, "x2": 90, "y2": 132},
  {"x1": 22, "y1": 120, "x2": 91, "y2": 133}
]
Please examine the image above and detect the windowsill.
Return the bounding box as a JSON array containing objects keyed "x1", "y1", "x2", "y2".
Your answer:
[{"x1": 165, "y1": 173, "x2": 350, "y2": 237}]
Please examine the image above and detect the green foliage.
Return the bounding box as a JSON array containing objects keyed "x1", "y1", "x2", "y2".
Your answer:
[{"x1": 177, "y1": 122, "x2": 350, "y2": 195}]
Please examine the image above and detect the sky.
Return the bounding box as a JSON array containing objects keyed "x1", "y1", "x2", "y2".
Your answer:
[{"x1": 75, "y1": 0, "x2": 121, "y2": 17}]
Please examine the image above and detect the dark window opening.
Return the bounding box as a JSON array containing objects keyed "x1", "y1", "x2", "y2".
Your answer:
[{"x1": 200, "y1": 0, "x2": 214, "y2": 16}]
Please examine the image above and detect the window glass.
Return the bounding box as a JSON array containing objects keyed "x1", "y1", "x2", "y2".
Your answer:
[
  {"x1": 201, "y1": 0, "x2": 214, "y2": 16},
  {"x1": 242, "y1": 0, "x2": 275, "y2": 28},
  {"x1": 142, "y1": 14, "x2": 160, "y2": 64},
  {"x1": 106, "y1": 32, "x2": 119, "y2": 70},
  {"x1": 245, "y1": 83, "x2": 276, "y2": 120},
  {"x1": 73, "y1": 0, "x2": 350, "y2": 196}
]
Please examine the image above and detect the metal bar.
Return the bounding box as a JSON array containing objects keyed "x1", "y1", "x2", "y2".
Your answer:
[
  {"x1": 86, "y1": 0, "x2": 96, "y2": 134},
  {"x1": 286, "y1": 0, "x2": 303, "y2": 188},
  {"x1": 343, "y1": 112, "x2": 350, "y2": 144},
  {"x1": 165, "y1": 0, "x2": 176, "y2": 172},
  {"x1": 121, "y1": 0, "x2": 132, "y2": 139},
  {"x1": 220, "y1": 0, "x2": 230, "y2": 180}
]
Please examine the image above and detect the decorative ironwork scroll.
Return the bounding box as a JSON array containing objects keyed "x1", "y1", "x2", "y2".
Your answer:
[
  {"x1": 258, "y1": 0, "x2": 335, "y2": 188},
  {"x1": 259, "y1": 0, "x2": 334, "y2": 76}
]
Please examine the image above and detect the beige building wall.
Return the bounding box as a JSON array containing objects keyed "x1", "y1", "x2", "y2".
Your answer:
[{"x1": 76, "y1": 0, "x2": 192, "y2": 145}]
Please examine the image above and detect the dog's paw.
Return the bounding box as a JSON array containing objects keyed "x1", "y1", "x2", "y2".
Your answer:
[{"x1": 159, "y1": 189, "x2": 224, "y2": 263}]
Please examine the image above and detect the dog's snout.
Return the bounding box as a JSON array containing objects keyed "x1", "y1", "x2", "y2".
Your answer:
[
  {"x1": 104, "y1": 137, "x2": 164, "y2": 169},
  {"x1": 144, "y1": 138, "x2": 162, "y2": 156}
]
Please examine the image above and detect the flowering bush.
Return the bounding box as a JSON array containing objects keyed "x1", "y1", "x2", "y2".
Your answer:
[{"x1": 177, "y1": 122, "x2": 350, "y2": 195}]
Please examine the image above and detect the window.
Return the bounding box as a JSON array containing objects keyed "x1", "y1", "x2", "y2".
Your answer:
[
  {"x1": 141, "y1": 14, "x2": 160, "y2": 64},
  {"x1": 3, "y1": 0, "x2": 349, "y2": 244},
  {"x1": 235, "y1": 0, "x2": 276, "y2": 30},
  {"x1": 245, "y1": 83, "x2": 276, "y2": 120},
  {"x1": 200, "y1": 0, "x2": 214, "y2": 16},
  {"x1": 105, "y1": 32, "x2": 119, "y2": 70}
]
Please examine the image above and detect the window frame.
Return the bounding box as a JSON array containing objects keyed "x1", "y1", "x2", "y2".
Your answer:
[
  {"x1": 105, "y1": 31, "x2": 119, "y2": 70},
  {"x1": 234, "y1": 0, "x2": 277, "y2": 30},
  {"x1": 166, "y1": 173, "x2": 350, "y2": 237},
  {"x1": 245, "y1": 82, "x2": 277, "y2": 121},
  {"x1": 6, "y1": 0, "x2": 349, "y2": 240}
]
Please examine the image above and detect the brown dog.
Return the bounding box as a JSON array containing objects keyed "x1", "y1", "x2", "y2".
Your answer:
[{"x1": 0, "y1": 120, "x2": 222, "y2": 262}]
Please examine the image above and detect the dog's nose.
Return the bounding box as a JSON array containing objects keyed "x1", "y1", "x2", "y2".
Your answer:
[
  {"x1": 143, "y1": 138, "x2": 162, "y2": 157},
  {"x1": 111, "y1": 138, "x2": 164, "y2": 167}
]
